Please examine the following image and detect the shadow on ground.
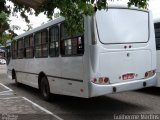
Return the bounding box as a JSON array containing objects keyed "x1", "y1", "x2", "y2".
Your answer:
[
  {"x1": 6, "y1": 82, "x2": 150, "y2": 120},
  {"x1": 136, "y1": 87, "x2": 160, "y2": 96}
]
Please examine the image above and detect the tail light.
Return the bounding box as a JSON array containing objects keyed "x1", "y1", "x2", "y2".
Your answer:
[
  {"x1": 144, "y1": 70, "x2": 156, "y2": 78},
  {"x1": 99, "y1": 77, "x2": 103, "y2": 83},
  {"x1": 104, "y1": 77, "x2": 109, "y2": 83},
  {"x1": 91, "y1": 77, "x2": 110, "y2": 85}
]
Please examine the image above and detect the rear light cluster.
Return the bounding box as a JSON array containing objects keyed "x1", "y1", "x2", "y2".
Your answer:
[
  {"x1": 91, "y1": 77, "x2": 110, "y2": 85},
  {"x1": 144, "y1": 70, "x2": 156, "y2": 78}
]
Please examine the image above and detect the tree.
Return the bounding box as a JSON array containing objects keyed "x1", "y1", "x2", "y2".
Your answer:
[
  {"x1": 0, "y1": 32, "x2": 12, "y2": 45},
  {"x1": 23, "y1": 24, "x2": 33, "y2": 32},
  {"x1": 0, "y1": 0, "x2": 149, "y2": 36},
  {"x1": 0, "y1": 11, "x2": 9, "y2": 34},
  {"x1": 0, "y1": 10, "x2": 18, "y2": 45}
]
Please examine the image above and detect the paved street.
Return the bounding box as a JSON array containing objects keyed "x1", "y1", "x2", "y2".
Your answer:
[{"x1": 0, "y1": 65, "x2": 160, "y2": 120}]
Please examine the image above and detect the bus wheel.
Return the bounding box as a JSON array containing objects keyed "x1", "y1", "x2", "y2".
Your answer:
[
  {"x1": 12, "y1": 71, "x2": 21, "y2": 87},
  {"x1": 40, "y1": 76, "x2": 51, "y2": 101}
]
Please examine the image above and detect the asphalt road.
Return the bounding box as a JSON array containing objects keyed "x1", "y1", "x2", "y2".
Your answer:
[{"x1": 0, "y1": 65, "x2": 160, "y2": 120}]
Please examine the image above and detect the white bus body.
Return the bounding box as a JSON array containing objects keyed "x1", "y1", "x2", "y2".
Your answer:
[
  {"x1": 154, "y1": 18, "x2": 160, "y2": 87},
  {"x1": 7, "y1": 5, "x2": 156, "y2": 99}
]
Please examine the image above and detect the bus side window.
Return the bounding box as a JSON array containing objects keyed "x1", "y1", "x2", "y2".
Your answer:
[
  {"x1": 11, "y1": 40, "x2": 17, "y2": 59},
  {"x1": 35, "y1": 30, "x2": 48, "y2": 58},
  {"x1": 17, "y1": 39, "x2": 24, "y2": 59},
  {"x1": 60, "y1": 23, "x2": 84, "y2": 56},
  {"x1": 49, "y1": 26, "x2": 59, "y2": 57},
  {"x1": 6, "y1": 46, "x2": 11, "y2": 59},
  {"x1": 154, "y1": 22, "x2": 160, "y2": 50},
  {"x1": 24, "y1": 35, "x2": 34, "y2": 58},
  {"x1": 77, "y1": 36, "x2": 84, "y2": 54}
]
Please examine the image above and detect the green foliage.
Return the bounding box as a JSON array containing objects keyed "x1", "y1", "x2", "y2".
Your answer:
[
  {"x1": 128, "y1": 0, "x2": 149, "y2": 9},
  {"x1": 11, "y1": 2, "x2": 31, "y2": 23},
  {"x1": 0, "y1": 0, "x2": 10, "y2": 14},
  {"x1": 33, "y1": 0, "x2": 106, "y2": 35},
  {"x1": 0, "y1": 11, "x2": 9, "y2": 34},
  {"x1": 0, "y1": 11, "x2": 17, "y2": 45},
  {"x1": 0, "y1": 32, "x2": 12, "y2": 45},
  {"x1": 1, "y1": 0, "x2": 149, "y2": 36},
  {"x1": 36, "y1": 0, "x2": 148, "y2": 35}
]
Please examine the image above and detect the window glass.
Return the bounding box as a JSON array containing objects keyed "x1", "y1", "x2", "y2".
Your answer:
[
  {"x1": 6, "y1": 45, "x2": 11, "y2": 59},
  {"x1": 35, "y1": 32, "x2": 41, "y2": 45},
  {"x1": 24, "y1": 37, "x2": 29, "y2": 48},
  {"x1": 35, "y1": 46, "x2": 42, "y2": 57},
  {"x1": 72, "y1": 38, "x2": 78, "y2": 55},
  {"x1": 30, "y1": 36, "x2": 34, "y2": 47},
  {"x1": 60, "y1": 24, "x2": 70, "y2": 40},
  {"x1": 154, "y1": 22, "x2": 160, "y2": 50},
  {"x1": 96, "y1": 9, "x2": 148, "y2": 44},
  {"x1": 12, "y1": 41, "x2": 17, "y2": 50},
  {"x1": 35, "y1": 30, "x2": 48, "y2": 58},
  {"x1": 18, "y1": 39, "x2": 24, "y2": 59},
  {"x1": 49, "y1": 26, "x2": 59, "y2": 57},
  {"x1": 60, "y1": 23, "x2": 84, "y2": 56},
  {"x1": 42, "y1": 31, "x2": 48, "y2": 44},
  {"x1": 12, "y1": 40, "x2": 17, "y2": 59},
  {"x1": 24, "y1": 35, "x2": 34, "y2": 58},
  {"x1": 42, "y1": 44, "x2": 48, "y2": 57}
]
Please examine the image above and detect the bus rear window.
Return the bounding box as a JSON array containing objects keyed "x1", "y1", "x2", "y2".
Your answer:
[{"x1": 96, "y1": 9, "x2": 149, "y2": 44}]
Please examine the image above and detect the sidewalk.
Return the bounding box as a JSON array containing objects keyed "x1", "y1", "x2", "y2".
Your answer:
[{"x1": 0, "y1": 82, "x2": 61, "y2": 120}]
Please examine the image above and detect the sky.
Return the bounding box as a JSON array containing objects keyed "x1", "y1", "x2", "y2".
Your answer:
[
  {"x1": 9, "y1": 13, "x2": 49, "y2": 34},
  {"x1": 8, "y1": 0, "x2": 160, "y2": 35}
]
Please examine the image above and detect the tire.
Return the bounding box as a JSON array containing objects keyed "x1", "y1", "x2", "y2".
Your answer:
[
  {"x1": 40, "y1": 76, "x2": 51, "y2": 101},
  {"x1": 12, "y1": 71, "x2": 21, "y2": 87}
]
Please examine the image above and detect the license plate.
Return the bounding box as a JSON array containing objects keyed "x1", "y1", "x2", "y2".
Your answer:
[{"x1": 122, "y1": 73, "x2": 134, "y2": 80}]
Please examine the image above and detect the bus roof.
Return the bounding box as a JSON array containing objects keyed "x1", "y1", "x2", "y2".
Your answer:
[
  {"x1": 154, "y1": 18, "x2": 160, "y2": 23},
  {"x1": 107, "y1": 4, "x2": 148, "y2": 12},
  {"x1": 13, "y1": 4, "x2": 148, "y2": 41},
  {"x1": 14, "y1": 17, "x2": 65, "y2": 40}
]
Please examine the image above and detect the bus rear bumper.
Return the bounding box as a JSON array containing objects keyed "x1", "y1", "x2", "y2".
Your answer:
[{"x1": 89, "y1": 75, "x2": 157, "y2": 97}]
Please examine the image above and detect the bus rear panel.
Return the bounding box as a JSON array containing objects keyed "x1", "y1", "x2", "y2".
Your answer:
[{"x1": 88, "y1": 7, "x2": 156, "y2": 97}]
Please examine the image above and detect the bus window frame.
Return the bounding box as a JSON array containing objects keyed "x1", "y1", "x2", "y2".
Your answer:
[
  {"x1": 34, "y1": 29, "x2": 49, "y2": 58},
  {"x1": 11, "y1": 40, "x2": 18, "y2": 59},
  {"x1": 24, "y1": 34, "x2": 34, "y2": 59},
  {"x1": 17, "y1": 38, "x2": 24, "y2": 59},
  {"x1": 60, "y1": 23, "x2": 84, "y2": 57},
  {"x1": 49, "y1": 25, "x2": 60, "y2": 57},
  {"x1": 154, "y1": 22, "x2": 160, "y2": 50}
]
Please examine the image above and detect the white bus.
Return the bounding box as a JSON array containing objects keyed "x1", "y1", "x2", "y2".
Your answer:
[
  {"x1": 6, "y1": 40, "x2": 11, "y2": 65},
  {"x1": 154, "y1": 18, "x2": 160, "y2": 87},
  {"x1": 7, "y1": 5, "x2": 156, "y2": 101}
]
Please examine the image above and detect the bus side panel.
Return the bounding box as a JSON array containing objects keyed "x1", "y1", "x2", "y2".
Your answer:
[
  {"x1": 155, "y1": 21, "x2": 160, "y2": 87},
  {"x1": 156, "y1": 51, "x2": 160, "y2": 86},
  {"x1": 149, "y1": 12, "x2": 157, "y2": 73},
  {"x1": 49, "y1": 17, "x2": 91, "y2": 98}
]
